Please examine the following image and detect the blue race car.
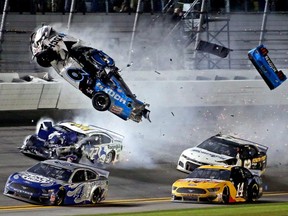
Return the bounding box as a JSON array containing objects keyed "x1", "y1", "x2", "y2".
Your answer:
[
  {"x1": 30, "y1": 25, "x2": 150, "y2": 123},
  {"x1": 248, "y1": 44, "x2": 287, "y2": 90},
  {"x1": 4, "y1": 159, "x2": 109, "y2": 205}
]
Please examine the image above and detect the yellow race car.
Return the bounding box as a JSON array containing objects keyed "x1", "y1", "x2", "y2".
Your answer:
[{"x1": 172, "y1": 165, "x2": 263, "y2": 203}]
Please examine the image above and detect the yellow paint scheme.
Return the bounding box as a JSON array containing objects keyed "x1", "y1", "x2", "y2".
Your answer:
[
  {"x1": 172, "y1": 165, "x2": 247, "y2": 203},
  {"x1": 252, "y1": 155, "x2": 266, "y2": 163}
]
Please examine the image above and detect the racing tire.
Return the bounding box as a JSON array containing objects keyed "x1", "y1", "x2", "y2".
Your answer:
[
  {"x1": 91, "y1": 188, "x2": 102, "y2": 204},
  {"x1": 104, "y1": 151, "x2": 114, "y2": 164},
  {"x1": 55, "y1": 189, "x2": 65, "y2": 206},
  {"x1": 92, "y1": 92, "x2": 111, "y2": 111},
  {"x1": 36, "y1": 49, "x2": 58, "y2": 68},
  {"x1": 247, "y1": 183, "x2": 259, "y2": 202},
  {"x1": 222, "y1": 187, "x2": 230, "y2": 204}
]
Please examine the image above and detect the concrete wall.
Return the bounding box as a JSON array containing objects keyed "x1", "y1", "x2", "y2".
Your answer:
[{"x1": 1, "y1": 70, "x2": 287, "y2": 112}]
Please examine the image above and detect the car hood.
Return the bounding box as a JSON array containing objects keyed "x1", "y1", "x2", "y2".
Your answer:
[
  {"x1": 173, "y1": 178, "x2": 226, "y2": 188},
  {"x1": 182, "y1": 147, "x2": 233, "y2": 164},
  {"x1": 9, "y1": 171, "x2": 60, "y2": 187}
]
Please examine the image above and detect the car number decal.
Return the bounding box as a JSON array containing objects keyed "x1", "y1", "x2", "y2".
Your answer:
[
  {"x1": 69, "y1": 122, "x2": 94, "y2": 131},
  {"x1": 236, "y1": 182, "x2": 244, "y2": 197},
  {"x1": 66, "y1": 68, "x2": 88, "y2": 82}
]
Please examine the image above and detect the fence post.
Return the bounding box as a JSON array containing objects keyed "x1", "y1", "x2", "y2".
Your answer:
[
  {"x1": 128, "y1": 0, "x2": 142, "y2": 63},
  {"x1": 0, "y1": 0, "x2": 9, "y2": 44},
  {"x1": 259, "y1": 0, "x2": 269, "y2": 45},
  {"x1": 67, "y1": 0, "x2": 76, "y2": 30}
]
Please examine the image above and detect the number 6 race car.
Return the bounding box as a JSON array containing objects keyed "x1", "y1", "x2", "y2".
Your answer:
[
  {"x1": 30, "y1": 25, "x2": 150, "y2": 123},
  {"x1": 248, "y1": 44, "x2": 287, "y2": 90}
]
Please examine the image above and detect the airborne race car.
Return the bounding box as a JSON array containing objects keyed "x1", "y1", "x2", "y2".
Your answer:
[
  {"x1": 4, "y1": 159, "x2": 109, "y2": 205},
  {"x1": 248, "y1": 44, "x2": 287, "y2": 90},
  {"x1": 19, "y1": 120, "x2": 124, "y2": 165},
  {"x1": 30, "y1": 25, "x2": 150, "y2": 123}
]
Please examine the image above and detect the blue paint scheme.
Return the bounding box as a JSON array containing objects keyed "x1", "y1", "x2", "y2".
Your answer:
[
  {"x1": 248, "y1": 44, "x2": 287, "y2": 90},
  {"x1": 3, "y1": 160, "x2": 109, "y2": 205}
]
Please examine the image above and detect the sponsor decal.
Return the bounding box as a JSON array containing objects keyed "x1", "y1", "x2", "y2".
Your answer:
[
  {"x1": 265, "y1": 55, "x2": 277, "y2": 71},
  {"x1": 110, "y1": 105, "x2": 123, "y2": 114},
  {"x1": 20, "y1": 173, "x2": 53, "y2": 184},
  {"x1": 108, "y1": 144, "x2": 122, "y2": 150},
  {"x1": 252, "y1": 155, "x2": 266, "y2": 163},
  {"x1": 96, "y1": 83, "x2": 126, "y2": 104},
  {"x1": 191, "y1": 149, "x2": 226, "y2": 160}
]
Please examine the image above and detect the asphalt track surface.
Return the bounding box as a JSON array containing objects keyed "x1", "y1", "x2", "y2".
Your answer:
[{"x1": 1, "y1": 107, "x2": 288, "y2": 216}]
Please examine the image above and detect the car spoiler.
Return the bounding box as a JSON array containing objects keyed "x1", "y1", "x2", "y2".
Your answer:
[
  {"x1": 89, "y1": 124, "x2": 124, "y2": 142},
  {"x1": 227, "y1": 135, "x2": 268, "y2": 153}
]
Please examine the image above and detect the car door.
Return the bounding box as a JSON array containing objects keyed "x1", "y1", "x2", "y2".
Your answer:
[
  {"x1": 66, "y1": 169, "x2": 89, "y2": 204},
  {"x1": 230, "y1": 167, "x2": 249, "y2": 199}
]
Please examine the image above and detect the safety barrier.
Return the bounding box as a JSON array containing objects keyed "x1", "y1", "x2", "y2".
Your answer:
[{"x1": 0, "y1": 70, "x2": 287, "y2": 111}]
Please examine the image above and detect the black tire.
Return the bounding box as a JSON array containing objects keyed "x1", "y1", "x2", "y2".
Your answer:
[
  {"x1": 104, "y1": 151, "x2": 114, "y2": 164},
  {"x1": 36, "y1": 49, "x2": 57, "y2": 68},
  {"x1": 55, "y1": 189, "x2": 65, "y2": 206},
  {"x1": 247, "y1": 183, "x2": 259, "y2": 202},
  {"x1": 222, "y1": 187, "x2": 230, "y2": 204},
  {"x1": 91, "y1": 188, "x2": 101, "y2": 204},
  {"x1": 92, "y1": 92, "x2": 111, "y2": 111}
]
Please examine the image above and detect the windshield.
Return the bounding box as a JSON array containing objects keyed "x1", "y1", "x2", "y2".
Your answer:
[
  {"x1": 197, "y1": 137, "x2": 238, "y2": 157},
  {"x1": 27, "y1": 163, "x2": 72, "y2": 182},
  {"x1": 187, "y1": 168, "x2": 231, "y2": 180}
]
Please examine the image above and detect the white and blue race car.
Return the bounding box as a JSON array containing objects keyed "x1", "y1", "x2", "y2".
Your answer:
[
  {"x1": 30, "y1": 25, "x2": 150, "y2": 123},
  {"x1": 19, "y1": 120, "x2": 124, "y2": 165},
  {"x1": 4, "y1": 159, "x2": 109, "y2": 205}
]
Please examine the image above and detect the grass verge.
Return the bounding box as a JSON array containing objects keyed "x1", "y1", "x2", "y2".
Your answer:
[{"x1": 77, "y1": 202, "x2": 288, "y2": 216}]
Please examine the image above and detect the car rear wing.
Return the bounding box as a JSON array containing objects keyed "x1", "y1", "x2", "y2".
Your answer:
[
  {"x1": 89, "y1": 124, "x2": 124, "y2": 142},
  {"x1": 227, "y1": 135, "x2": 268, "y2": 153}
]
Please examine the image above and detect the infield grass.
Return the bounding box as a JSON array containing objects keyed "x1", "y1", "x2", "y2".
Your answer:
[{"x1": 77, "y1": 202, "x2": 288, "y2": 216}]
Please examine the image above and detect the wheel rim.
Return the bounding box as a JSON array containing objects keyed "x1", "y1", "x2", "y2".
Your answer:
[
  {"x1": 91, "y1": 190, "x2": 100, "y2": 204},
  {"x1": 92, "y1": 92, "x2": 110, "y2": 111},
  {"x1": 250, "y1": 184, "x2": 259, "y2": 201},
  {"x1": 55, "y1": 190, "x2": 65, "y2": 206},
  {"x1": 105, "y1": 152, "x2": 113, "y2": 164}
]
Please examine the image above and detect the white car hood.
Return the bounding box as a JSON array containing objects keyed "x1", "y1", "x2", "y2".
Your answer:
[{"x1": 182, "y1": 147, "x2": 233, "y2": 164}]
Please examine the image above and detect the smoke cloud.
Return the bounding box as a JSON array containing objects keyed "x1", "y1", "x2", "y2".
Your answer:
[{"x1": 45, "y1": 17, "x2": 288, "y2": 170}]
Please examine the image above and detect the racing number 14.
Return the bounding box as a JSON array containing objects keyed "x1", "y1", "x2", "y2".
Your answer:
[{"x1": 236, "y1": 182, "x2": 244, "y2": 197}]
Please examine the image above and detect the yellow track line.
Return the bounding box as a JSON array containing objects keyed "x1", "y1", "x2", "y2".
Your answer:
[{"x1": 1, "y1": 192, "x2": 288, "y2": 211}]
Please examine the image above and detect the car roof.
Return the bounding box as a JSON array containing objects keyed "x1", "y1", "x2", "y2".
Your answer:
[
  {"x1": 58, "y1": 122, "x2": 124, "y2": 141},
  {"x1": 41, "y1": 159, "x2": 109, "y2": 177},
  {"x1": 212, "y1": 134, "x2": 268, "y2": 151}
]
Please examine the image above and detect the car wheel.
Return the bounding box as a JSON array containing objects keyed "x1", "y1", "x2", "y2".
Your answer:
[
  {"x1": 91, "y1": 188, "x2": 101, "y2": 204},
  {"x1": 247, "y1": 183, "x2": 259, "y2": 202},
  {"x1": 222, "y1": 187, "x2": 230, "y2": 204},
  {"x1": 92, "y1": 92, "x2": 111, "y2": 111},
  {"x1": 104, "y1": 151, "x2": 114, "y2": 164},
  {"x1": 36, "y1": 49, "x2": 57, "y2": 68},
  {"x1": 55, "y1": 189, "x2": 65, "y2": 206}
]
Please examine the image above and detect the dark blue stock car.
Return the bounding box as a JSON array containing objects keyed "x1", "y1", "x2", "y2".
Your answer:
[
  {"x1": 248, "y1": 44, "x2": 287, "y2": 90},
  {"x1": 4, "y1": 160, "x2": 109, "y2": 205}
]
